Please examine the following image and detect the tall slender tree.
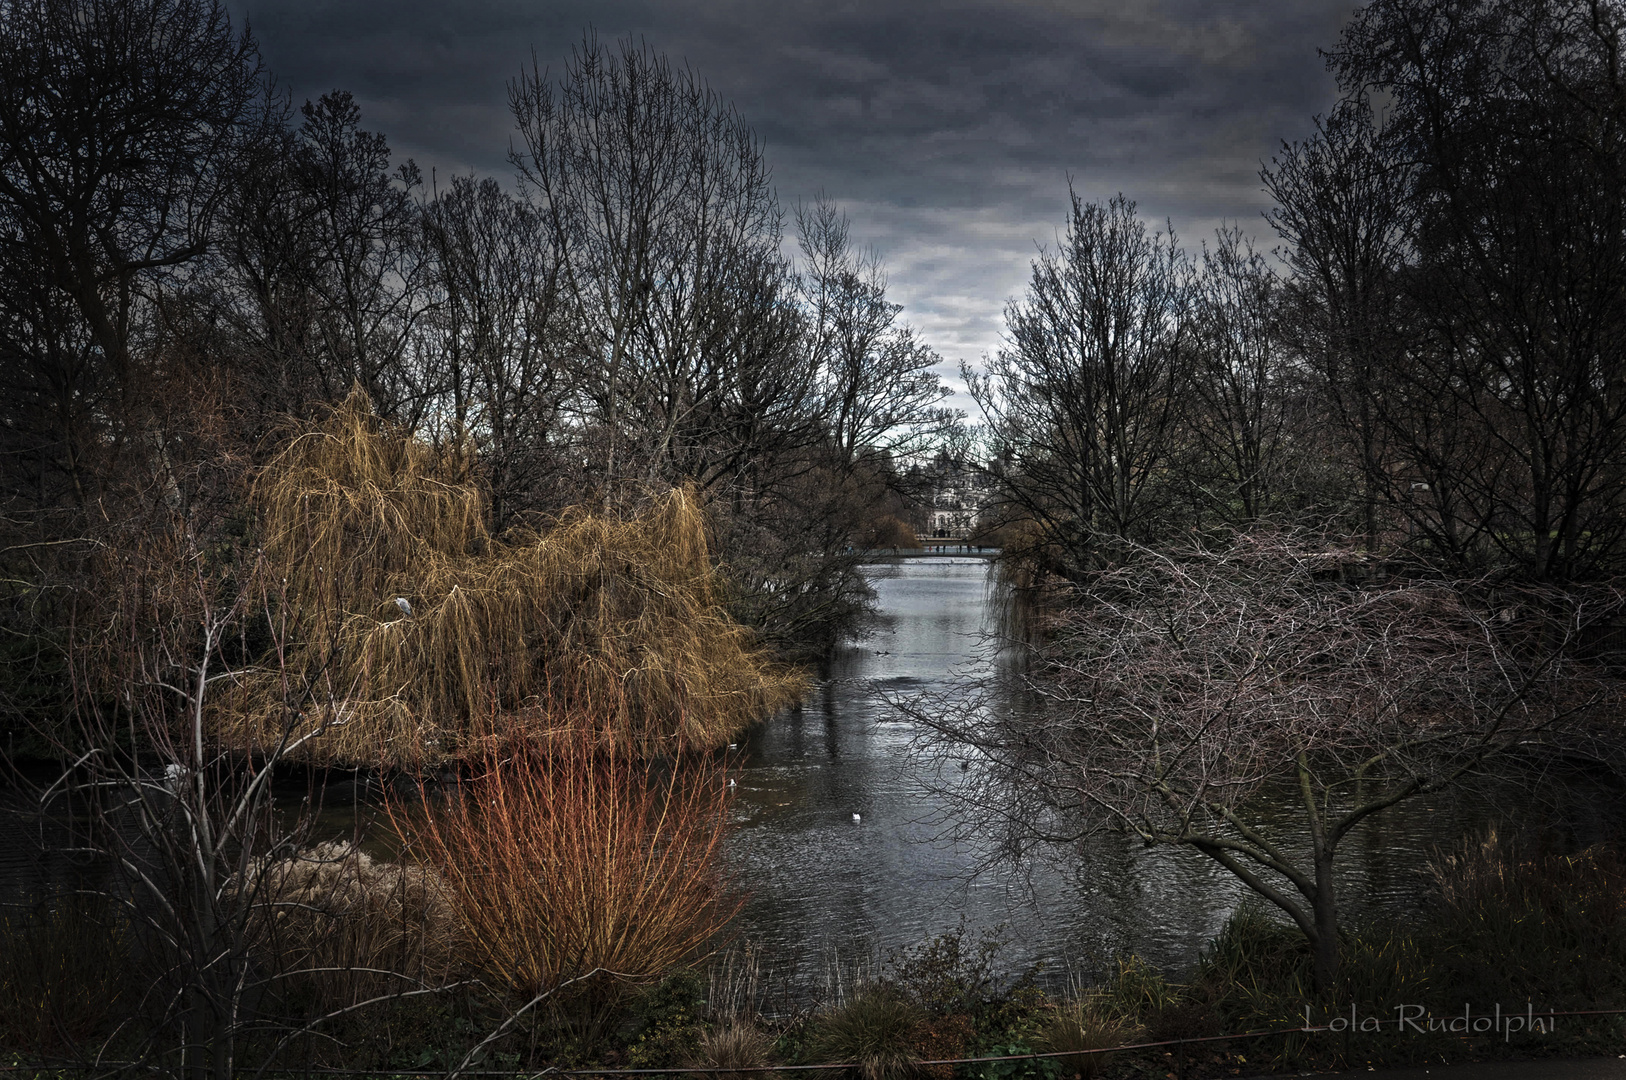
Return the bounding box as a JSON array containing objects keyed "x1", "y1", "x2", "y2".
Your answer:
[
  {"x1": 1186, "y1": 225, "x2": 1296, "y2": 523},
  {"x1": 508, "y1": 33, "x2": 789, "y2": 492},
  {"x1": 418, "y1": 175, "x2": 569, "y2": 529},
  {"x1": 1263, "y1": 96, "x2": 1413, "y2": 551},
  {"x1": 969, "y1": 189, "x2": 1192, "y2": 573}
]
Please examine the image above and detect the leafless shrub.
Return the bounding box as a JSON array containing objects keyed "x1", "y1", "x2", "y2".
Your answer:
[
  {"x1": 397, "y1": 729, "x2": 741, "y2": 999},
  {"x1": 0, "y1": 895, "x2": 130, "y2": 1053},
  {"x1": 905, "y1": 529, "x2": 1625, "y2": 991}
]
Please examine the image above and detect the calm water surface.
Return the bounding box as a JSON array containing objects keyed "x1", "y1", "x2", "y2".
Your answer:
[
  {"x1": 722, "y1": 557, "x2": 1625, "y2": 983},
  {"x1": 4, "y1": 556, "x2": 1620, "y2": 982}
]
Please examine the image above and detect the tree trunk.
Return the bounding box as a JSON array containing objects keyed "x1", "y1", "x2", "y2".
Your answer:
[{"x1": 1311, "y1": 844, "x2": 1340, "y2": 994}]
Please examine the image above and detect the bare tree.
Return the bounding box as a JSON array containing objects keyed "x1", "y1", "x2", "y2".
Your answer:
[
  {"x1": 507, "y1": 37, "x2": 951, "y2": 655},
  {"x1": 213, "y1": 114, "x2": 319, "y2": 415},
  {"x1": 1272, "y1": 0, "x2": 1626, "y2": 579},
  {"x1": 508, "y1": 33, "x2": 791, "y2": 492},
  {"x1": 0, "y1": 0, "x2": 276, "y2": 513},
  {"x1": 1263, "y1": 96, "x2": 1413, "y2": 552},
  {"x1": 0, "y1": 0, "x2": 273, "y2": 388},
  {"x1": 218, "y1": 92, "x2": 429, "y2": 426},
  {"x1": 418, "y1": 174, "x2": 571, "y2": 528},
  {"x1": 291, "y1": 92, "x2": 428, "y2": 421},
  {"x1": 1186, "y1": 225, "x2": 1298, "y2": 523},
  {"x1": 968, "y1": 189, "x2": 1193, "y2": 574},
  {"x1": 901, "y1": 532, "x2": 1620, "y2": 991},
  {"x1": 796, "y1": 197, "x2": 954, "y2": 480}
]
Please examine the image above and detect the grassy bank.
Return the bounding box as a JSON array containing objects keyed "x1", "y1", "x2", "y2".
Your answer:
[{"x1": 5, "y1": 830, "x2": 1624, "y2": 1075}]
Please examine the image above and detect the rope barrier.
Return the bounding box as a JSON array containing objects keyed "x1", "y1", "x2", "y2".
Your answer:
[{"x1": 2, "y1": 1006, "x2": 1623, "y2": 1078}]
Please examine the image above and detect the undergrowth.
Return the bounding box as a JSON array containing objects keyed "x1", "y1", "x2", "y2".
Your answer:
[
  {"x1": 5, "y1": 831, "x2": 1625, "y2": 1076},
  {"x1": 0, "y1": 894, "x2": 130, "y2": 1053}
]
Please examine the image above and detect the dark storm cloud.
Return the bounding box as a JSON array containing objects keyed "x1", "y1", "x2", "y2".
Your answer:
[{"x1": 233, "y1": 0, "x2": 1355, "y2": 394}]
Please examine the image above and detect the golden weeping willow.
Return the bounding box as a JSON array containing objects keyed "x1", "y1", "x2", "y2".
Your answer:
[{"x1": 220, "y1": 392, "x2": 804, "y2": 766}]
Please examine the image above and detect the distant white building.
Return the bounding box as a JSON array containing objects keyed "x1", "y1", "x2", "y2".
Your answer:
[{"x1": 926, "y1": 470, "x2": 992, "y2": 538}]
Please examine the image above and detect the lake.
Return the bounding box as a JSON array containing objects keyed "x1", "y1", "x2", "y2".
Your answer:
[{"x1": 721, "y1": 556, "x2": 1625, "y2": 987}]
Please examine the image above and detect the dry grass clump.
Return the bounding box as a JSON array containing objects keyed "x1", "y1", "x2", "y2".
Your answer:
[
  {"x1": 808, "y1": 986, "x2": 926, "y2": 1080},
  {"x1": 221, "y1": 391, "x2": 803, "y2": 766},
  {"x1": 1034, "y1": 1000, "x2": 1139, "y2": 1080},
  {"x1": 688, "y1": 1022, "x2": 779, "y2": 1080},
  {"x1": 246, "y1": 841, "x2": 460, "y2": 1010},
  {"x1": 398, "y1": 729, "x2": 740, "y2": 999}
]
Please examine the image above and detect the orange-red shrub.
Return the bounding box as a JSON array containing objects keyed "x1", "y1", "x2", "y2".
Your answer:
[{"x1": 397, "y1": 729, "x2": 739, "y2": 998}]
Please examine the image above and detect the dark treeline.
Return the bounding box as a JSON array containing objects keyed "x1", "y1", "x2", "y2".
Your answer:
[
  {"x1": 972, "y1": 0, "x2": 1626, "y2": 586},
  {"x1": 3, "y1": 0, "x2": 1624, "y2": 711},
  {"x1": 1, "y1": 0, "x2": 1626, "y2": 1073},
  {"x1": 0, "y1": 11, "x2": 953, "y2": 1063},
  {"x1": 0, "y1": 7, "x2": 954, "y2": 726},
  {"x1": 941, "y1": 0, "x2": 1626, "y2": 998}
]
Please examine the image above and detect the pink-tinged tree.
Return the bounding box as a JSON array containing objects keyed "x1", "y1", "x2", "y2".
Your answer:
[{"x1": 903, "y1": 532, "x2": 1623, "y2": 991}]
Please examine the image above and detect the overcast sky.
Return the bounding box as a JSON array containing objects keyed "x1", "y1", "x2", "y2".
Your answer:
[{"x1": 232, "y1": 0, "x2": 1358, "y2": 404}]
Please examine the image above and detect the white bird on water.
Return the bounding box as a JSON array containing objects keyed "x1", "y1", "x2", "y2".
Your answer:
[
  {"x1": 852, "y1": 812, "x2": 861, "y2": 823},
  {"x1": 394, "y1": 597, "x2": 413, "y2": 617}
]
